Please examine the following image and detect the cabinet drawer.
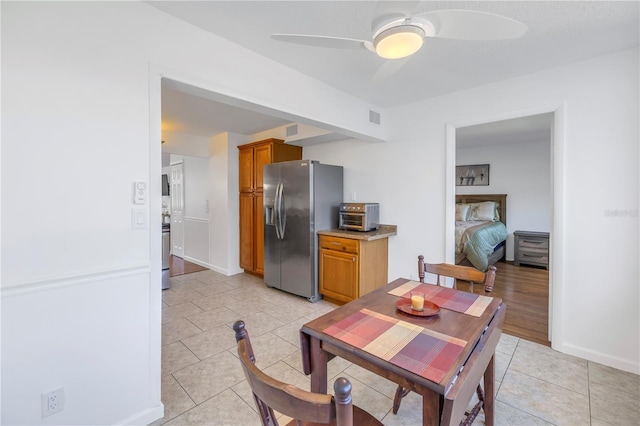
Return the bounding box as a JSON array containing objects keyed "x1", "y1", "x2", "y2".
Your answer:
[
  {"x1": 518, "y1": 237, "x2": 549, "y2": 250},
  {"x1": 519, "y1": 250, "x2": 549, "y2": 266},
  {"x1": 319, "y1": 235, "x2": 359, "y2": 253}
]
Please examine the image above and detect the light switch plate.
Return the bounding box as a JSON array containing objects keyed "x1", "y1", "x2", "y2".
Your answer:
[{"x1": 131, "y1": 208, "x2": 147, "y2": 230}]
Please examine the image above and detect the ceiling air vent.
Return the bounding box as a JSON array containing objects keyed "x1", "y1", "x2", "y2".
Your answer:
[
  {"x1": 286, "y1": 124, "x2": 298, "y2": 137},
  {"x1": 369, "y1": 110, "x2": 381, "y2": 125}
]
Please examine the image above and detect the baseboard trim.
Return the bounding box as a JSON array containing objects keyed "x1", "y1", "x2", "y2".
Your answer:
[
  {"x1": 554, "y1": 341, "x2": 640, "y2": 375},
  {"x1": 1, "y1": 264, "x2": 151, "y2": 298},
  {"x1": 116, "y1": 403, "x2": 164, "y2": 426},
  {"x1": 181, "y1": 255, "x2": 231, "y2": 276}
]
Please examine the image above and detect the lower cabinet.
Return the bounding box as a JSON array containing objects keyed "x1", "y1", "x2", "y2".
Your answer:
[{"x1": 318, "y1": 235, "x2": 389, "y2": 304}]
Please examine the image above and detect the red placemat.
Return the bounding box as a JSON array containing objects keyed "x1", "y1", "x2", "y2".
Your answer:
[
  {"x1": 388, "y1": 281, "x2": 492, "y2": 317},
  {"x1": 323, "y1": 308, "x2": 466, "y2": 384}
]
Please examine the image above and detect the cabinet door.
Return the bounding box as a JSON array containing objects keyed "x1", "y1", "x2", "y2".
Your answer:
[
  {"x1": 319, "y1": 248, "x2": 358, "y2": 303},
  {"x1": 239, "y1": 148, "x2": 254, "y2": 193},
  {"x1": 253, "y1": 144, "x2": 272, "y2": 192},
  {"x1": 254, "y1": 193, "x2": 264, "y2": 275},
  {"x1": 239, "y1": 192, "x2": 254, "y2": 271}
]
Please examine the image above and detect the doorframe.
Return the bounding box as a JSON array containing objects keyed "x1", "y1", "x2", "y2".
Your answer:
[{"x1": 444, "y1": 103, "x2": 566, "y2": 347}]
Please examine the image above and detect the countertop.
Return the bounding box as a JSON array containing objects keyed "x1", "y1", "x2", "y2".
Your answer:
[{"x1": 317, "y1": 224, "x2": 397, "y2": 241}]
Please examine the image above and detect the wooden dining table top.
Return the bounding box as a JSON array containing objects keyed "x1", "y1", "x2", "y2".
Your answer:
[{"x1": 300, "y1": 277, "x2": 504, "y2": 396}]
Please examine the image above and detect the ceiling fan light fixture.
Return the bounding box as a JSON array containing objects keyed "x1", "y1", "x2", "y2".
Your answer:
[{"x1": 374, "y1": 25, "x2": 425, "y2": 59}]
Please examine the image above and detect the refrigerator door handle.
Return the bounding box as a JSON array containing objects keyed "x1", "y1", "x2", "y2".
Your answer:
[
  {"x1": 279, "y1": 183, "x2": 286, "y2": 239},
  {"x1": 274, "y1": 182, "x2": 282, "y2": 240}
]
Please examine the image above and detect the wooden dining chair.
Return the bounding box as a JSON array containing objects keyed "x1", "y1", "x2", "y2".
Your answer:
[
  {"x1": 392, "y1": 256, "x2": 497, "y2": 425},
  {"x1": 233, "y1": 320, "x2": 382, "y2": 426}
]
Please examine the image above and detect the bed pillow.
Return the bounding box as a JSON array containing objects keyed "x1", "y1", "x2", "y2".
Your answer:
[
  {"x1": 455, "y1": 203, "x2": 472, "y2": 221},
  {"x1": 470, "y1": 201, "x2": 499, "y2": 221}
]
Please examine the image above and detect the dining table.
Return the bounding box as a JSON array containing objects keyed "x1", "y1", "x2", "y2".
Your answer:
[{"x1": 300, "y1": 277, "x2": 506, "y2": 426}]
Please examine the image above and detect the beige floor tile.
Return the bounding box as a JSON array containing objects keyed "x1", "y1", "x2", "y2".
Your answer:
[
  {"x1": 224, "y1": 295, "x2": 280, "y2": 314},
  {"x1": 188, "y1": 306, "x2": 242, "y2": 331},
  {"x1": 173, "y1": 350, "x2": 247, "y2": 404},
  {"x1": 162, "y1": 301, "x2": 204, "y2": 324},
  {"x1": 495, "y1": 349, "x2": 512, "y2": 383},
  {"x1": 263, "y1": 301, "x2": 317, "y2": 323},
  {"x1": 508, "y1": 345, "x2": 589, "y2": 395},
  {"x1": 588, "y1": 361, "x2": 640, "y2": 397},
  {"x1": 227, "y1": 311, "x2": 286, "y2": 337},
  {"x1": 589, "y1": 362, "x2": 640, "y2": 425},
  {"x1": 156, "y1": 375, "x2": 196, "y2": 424},
  {"x1": 496, "y1": 333, "x2": 519, "y2": 356},
  {"x1": 162, "y1": 289, "x2": 207, "y2": 306},
  {"x1": 190, "y1": 292, "x2": 241, "y2": 311},
  {"x1": 162, "y1": 341, "x2": 199, "y2": 376},
  {"x1": 343, "y1": 363, "x2": 398, "y2": 399},
  {"x1": 497, "y1": 369, "x2": 590, "y2": 425},
  {"x1": 493, "y1": 400, "x2": 553, "y2": 425},
  {"x1": 338, "y1": 373, "x2": 392, "y2": 421},
  {"x1": 246, "y1": 331, "x2": 299, "y2": 370},
  {"x1": 163, "y1": 389, "x2": 260, "y2": 426},
  {"x1": 380, "y1": 389, "x2": 423, "y2": 425},
  {"x1": 161, "y1": 318, "x2": 202, "y2": 346},
  {"x1": 271, "y1": 316, "x2": 309, "y2": 348},
  {"x1": 517, "y1": 339, "x2": 587, "y2": 367},
  {"x1": 263, "y1": 361, "x2": 311, "y2": 391},
  {"x1": 180, "y1": 324, "x2": 236, "y2": 360}
]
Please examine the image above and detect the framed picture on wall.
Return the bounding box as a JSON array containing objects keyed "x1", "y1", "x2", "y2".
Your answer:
[{"x1": 456, "y1": 164, "x2": 490, "y2": 186}]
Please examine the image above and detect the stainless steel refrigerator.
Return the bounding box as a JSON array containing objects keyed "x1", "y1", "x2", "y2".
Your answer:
[{"x1": 263, "y1": 160, "x2": 343, "y2": 302}]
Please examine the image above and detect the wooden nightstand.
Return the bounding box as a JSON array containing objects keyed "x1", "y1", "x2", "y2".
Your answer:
[{"x1": 514, "y1": 231, "x2": 550, "y2": 269}]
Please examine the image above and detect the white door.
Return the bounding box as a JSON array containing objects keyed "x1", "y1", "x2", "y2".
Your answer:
[{"x1": 170, "y1": 162, "x2": 185, "y2": 258}]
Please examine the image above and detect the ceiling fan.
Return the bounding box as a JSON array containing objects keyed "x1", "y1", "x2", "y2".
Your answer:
[{"x1": 271, "y1": 8, "x2": 527, "y2": 80}]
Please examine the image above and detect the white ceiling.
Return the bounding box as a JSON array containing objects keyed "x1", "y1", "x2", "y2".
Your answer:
[{"x1": 154, "y1": 1, "x2": 639, "y2": 142}]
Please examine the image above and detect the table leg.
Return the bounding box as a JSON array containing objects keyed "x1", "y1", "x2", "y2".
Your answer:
[
  {"x1": 483, "y1": 354, "x2": 496, "y2": 426},
  {"x1": 309, "y1": 336, "x2": 328, "y2": 394},
  {"x1": 422, "y1": 391, "x2": 440, "y2": 426}
]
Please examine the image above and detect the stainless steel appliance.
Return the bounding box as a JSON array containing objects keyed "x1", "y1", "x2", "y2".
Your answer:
[
  {"x1": 338, "y1": 203, "x2": 380, "y2": 231},
  {"x1": 162, "y1": 223, "x2": 170, "y2": 290},
  {"x1": 264, "y1": 160, "x2": 343, "y2": 302}
]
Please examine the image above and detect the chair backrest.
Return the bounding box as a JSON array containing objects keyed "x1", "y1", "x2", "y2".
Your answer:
[
  {"x1": 233, "y1": 320, "x2": 354, "y2": 426},
  {"x1": 418, "y1": 255, "x2": 496, "y2": 295}
]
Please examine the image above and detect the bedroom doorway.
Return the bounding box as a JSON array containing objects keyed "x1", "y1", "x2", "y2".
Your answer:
[{"x1": 449, "y1": 111, "x2": 555, "y2": 346}]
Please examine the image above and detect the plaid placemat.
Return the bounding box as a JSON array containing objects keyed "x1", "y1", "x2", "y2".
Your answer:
[
  {"x1": 388, "y1": 281, "x2": 492, "y2": 317},
  {"x1": 323, "y1": 308, "x2": 467, "y2": 384}
]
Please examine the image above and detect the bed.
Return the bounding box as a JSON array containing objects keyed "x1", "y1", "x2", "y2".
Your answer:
[{"x1": 455, "y1": 194, "x2": 508, "y2": 271}]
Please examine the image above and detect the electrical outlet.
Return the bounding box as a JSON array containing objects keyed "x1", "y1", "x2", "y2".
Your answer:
[{"x1": 42, "y1": 387, "x2": 64, "y2": 417}]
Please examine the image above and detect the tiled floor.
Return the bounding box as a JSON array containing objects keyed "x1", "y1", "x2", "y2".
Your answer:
[{"x1": 153, "y1": 270, "x2": 639, "y2": 425}]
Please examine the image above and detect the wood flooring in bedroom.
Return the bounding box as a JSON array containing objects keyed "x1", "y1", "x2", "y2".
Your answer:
[{"x1": 470, "y1": 261, "x2": 550, "y2": 347}]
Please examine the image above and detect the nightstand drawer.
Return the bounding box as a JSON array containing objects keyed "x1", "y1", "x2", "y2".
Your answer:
[
  {"x1": 518, "y1": 237, "x2": 549, "y2": 250},
  {"x1": 519, "y1": 250, "x2": 549, "y2": 266}
]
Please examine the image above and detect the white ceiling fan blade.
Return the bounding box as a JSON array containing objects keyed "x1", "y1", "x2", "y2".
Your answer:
[
  {"x1": 371, "y1": 57, "x2": 411, "y2": 84},
  {"x1": 271, "y1": 34, "x2": 372, "y2": 51},
  {"x1": 415, "y1": 9, "x2": 527, "y2": 40}
]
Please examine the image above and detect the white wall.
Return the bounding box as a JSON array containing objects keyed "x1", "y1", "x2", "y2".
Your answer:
[
  {"x1": 305, "y1": 48, "x2": 639, "y2": 374},
  {"x1": 0, "y1": 2, "x2": 386, "y2": 424},
  {"x1": 209, "y1": 132, "x2": 247, "y2": 275},
  {"x1": 457, "y1": 137, "x2": 552, "y2": 260}
]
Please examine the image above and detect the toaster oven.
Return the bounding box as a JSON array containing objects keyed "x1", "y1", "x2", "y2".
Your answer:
[{"x1": 338, "y1": 203, "x2": 380, "y2": 232}]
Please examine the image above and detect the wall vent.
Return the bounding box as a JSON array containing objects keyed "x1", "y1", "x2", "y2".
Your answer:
[
  {"x1": 369, "y1": 110, "x2": 381, "y2": 125},
  {"x1": 286, "y1": 124, "x2": 298, "y2": 137}
]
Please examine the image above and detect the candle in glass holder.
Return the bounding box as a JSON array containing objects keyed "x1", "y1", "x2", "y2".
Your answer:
[{"x1": 410, "y1": 291, "x2": 425, "y2": 311}]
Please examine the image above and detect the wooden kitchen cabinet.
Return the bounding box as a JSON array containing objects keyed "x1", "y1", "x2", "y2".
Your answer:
[
  {"x1": 318, "y1": 234, "x2": 389, "y2": 304},
  {"x1": 238, "y1": 138, "x2": 302, "y2": 276}
]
